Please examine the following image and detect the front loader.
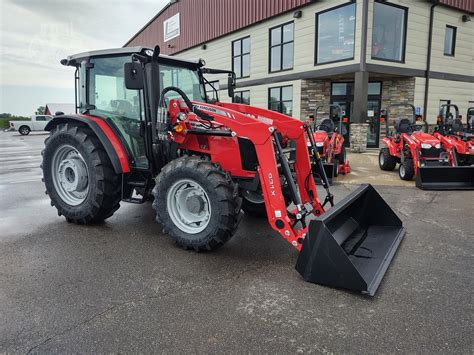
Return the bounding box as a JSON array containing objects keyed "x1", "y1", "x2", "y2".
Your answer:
[{"x1": 42, "y1": 46, "x2": 405, "y2": 296}]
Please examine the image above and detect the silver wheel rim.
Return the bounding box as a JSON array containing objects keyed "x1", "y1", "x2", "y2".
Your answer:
[
  {"x1": 167, "y1": 179, "x2": 211, "y2": 234},
  {"x1": 20, "y1": 127, "x2": 29, "y2": 134},
  {"x1": 380, "y1": 152, "x2": 385, "y2": 166},
  {"x1": 51, "y1": 145, "x2": 89, "y2": 206},
  {"x1": 399, "y1": 165, "x2": 405, "y2": 178}
]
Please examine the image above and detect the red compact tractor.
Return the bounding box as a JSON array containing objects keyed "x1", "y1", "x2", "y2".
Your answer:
[
  {"x1": 431, "y1": 104, "x2": 474, "y2": 189},
  {"x1": 42, "y1": 46, "x2": 405, "y2": 296},
  {"x1": 378, "y1": 103, "x2": 458, "y2": 189},
  {"x1": 310, "y1": 104, "x2": 350, "y2": 184}
]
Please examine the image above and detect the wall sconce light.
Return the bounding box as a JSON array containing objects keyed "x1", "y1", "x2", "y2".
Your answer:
[
  {"x1": 293, "y1": 10, "x2": 302, "y2": 19},
  {"x1": 462, "y1": 14, "x2": 471, "y2": 22}
]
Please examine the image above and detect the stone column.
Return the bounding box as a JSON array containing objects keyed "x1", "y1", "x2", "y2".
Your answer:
[
  {"x1": 350, "y1": 123, "x2": 369, "y2": 153},
  {"x1": 351, "y1": 71, "x2": 369, "y2": 153}
]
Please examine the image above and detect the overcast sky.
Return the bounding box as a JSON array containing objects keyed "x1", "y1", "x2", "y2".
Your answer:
[{"x1": 0, "y1": 0, "x2": 168, "y2": 116}]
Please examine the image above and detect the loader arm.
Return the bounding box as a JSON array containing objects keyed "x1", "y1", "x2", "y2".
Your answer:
[{"x1": 169, "y1": 100, "x2": 324, "y2": 249}]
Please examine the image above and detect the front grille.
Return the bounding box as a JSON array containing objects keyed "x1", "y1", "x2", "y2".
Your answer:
[{"x1": 421, "y1": 147, "x2": 441, "y2": 158}]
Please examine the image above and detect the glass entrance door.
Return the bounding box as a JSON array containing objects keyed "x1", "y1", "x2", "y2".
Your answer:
[
  {"x1": 330, "y1": 81, "x2": 382, "y2": 148},
  {"x1": 366, "y1": 100, "x2": 381, "y2": 147},
  {"x1": 331, "y1": 100, "x2": 351, "y2": 146}
]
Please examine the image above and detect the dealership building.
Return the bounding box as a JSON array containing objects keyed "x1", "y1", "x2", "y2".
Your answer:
[{"x1": 125, "y1": 0, "x2": 474, "y2": 150}]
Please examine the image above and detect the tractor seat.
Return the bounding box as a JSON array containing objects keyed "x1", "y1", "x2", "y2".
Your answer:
[
  {"x1": 395, "y1": 118, "x2": 412, "y2": 134},
  {"x1": 451, "y1": 118, "x2": 464, "y2": 132},
  {"x1": 318, "y1": 118, "x2": 335, "y2": 134}
]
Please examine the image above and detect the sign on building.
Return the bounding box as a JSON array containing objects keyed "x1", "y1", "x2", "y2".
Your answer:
[{"x1": 163, "y1": 13, "x2": 180, "y2": 42}]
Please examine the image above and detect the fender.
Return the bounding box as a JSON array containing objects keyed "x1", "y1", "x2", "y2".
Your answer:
[{"x1": 45, "y1": 114, "x2": 131, "y2": 173}]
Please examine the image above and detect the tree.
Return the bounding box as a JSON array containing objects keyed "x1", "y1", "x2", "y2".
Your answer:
[{"x1": 35, "y1": 106, "x2": 46, "y2": 115}]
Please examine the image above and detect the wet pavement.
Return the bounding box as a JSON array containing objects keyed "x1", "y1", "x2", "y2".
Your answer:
[{"x1": 0, "y1": 131, "x2": 472, "y2": 353}]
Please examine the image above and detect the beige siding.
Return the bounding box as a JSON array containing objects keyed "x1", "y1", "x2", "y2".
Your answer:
[
  {"x1": 218, "y1": 80, "x2": 303, "y2": 119},
  {"x1": 415, "y1": 77, "x2": 474, "y2": 124},
  {"x1": 430, "y1": 6, "x2": 474, "y2": 76},
  {"x1": 413, "y1": 77, "x2": 426, "y2": 119},
  {"x1": 367, "y1": 0, "x2": 474, "y2": 76}
]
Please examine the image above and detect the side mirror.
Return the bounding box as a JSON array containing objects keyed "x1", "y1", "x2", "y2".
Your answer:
[
  {"x1": 124, "y1": 62, "x2": 144, "y2": 90},
  {"x1": 227, "y1": 74, "x2": 236, "y2": 98}
]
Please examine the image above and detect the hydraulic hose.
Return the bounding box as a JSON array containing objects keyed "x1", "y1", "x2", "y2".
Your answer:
[
  {"x1": 305, "y1": 125, "x2": 334, "y2": 207},
  {"x1": 159, "y1": 86, "x2": 214, "y2": 121}
]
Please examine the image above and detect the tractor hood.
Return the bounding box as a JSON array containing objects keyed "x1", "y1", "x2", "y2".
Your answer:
[
  {"x1": 312, "y1": 131, "x2": 329, "y2": 143},
  {"x1": 411, "y1": 131, "x2": 440, "y2": 145}
]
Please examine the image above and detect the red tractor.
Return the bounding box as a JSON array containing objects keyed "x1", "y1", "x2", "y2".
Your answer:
[
  {"x1": 378, "y1": 103, "x2": 457, "y2": 189},
  {"x1": 42, "y1": 46, "x2": 405, "y2": 296},
  {"x1": 432, "y1": 104, "x2": 474, "y2": 189},
  {"x1": 310, "y1": 104, "x2": 350, "y2": 184}
]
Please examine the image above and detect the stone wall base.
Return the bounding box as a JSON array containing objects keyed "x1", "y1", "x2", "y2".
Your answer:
[{"x1": 350, "y1": 123, "x2": 369, "y2": 153}]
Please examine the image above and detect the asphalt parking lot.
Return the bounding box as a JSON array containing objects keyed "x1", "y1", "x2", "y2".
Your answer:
[{"x1": 0, "y1": 131, "x2": 472, "y2": 353}]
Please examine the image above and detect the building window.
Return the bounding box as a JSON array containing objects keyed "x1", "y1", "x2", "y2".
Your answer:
[
  {"x1": 233, "y1": 91, "x2": 250, "y2": 105},
  {"x1": 268, "y1": 86, "x2": 293, "y2": 116},
  {"x1": 372, "y1": 1, "x2": 408, "y2": 62},
  {"x1": 315, "y1": 3, "x2": 356, "y2": 65},
  {"x1": 444, "y1": 25, "x2": 456, "y2": 56},
  {"x1": 232, "y1": 37, "x2": 250, "y2": 78},
  {"x1": 205, "y1": 81, "x2": 219, "y2": 102},
  {"x1": 269, "y1": 22, "x2": 294, "y2": 72}
]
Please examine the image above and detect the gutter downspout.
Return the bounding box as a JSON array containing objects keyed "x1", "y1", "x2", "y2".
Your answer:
[{"x1": 423, "y1": 0, "x2": 439, "y2": 132}]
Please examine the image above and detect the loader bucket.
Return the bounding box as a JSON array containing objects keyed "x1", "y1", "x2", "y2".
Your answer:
[
  {"x1": 415, "y1": 166, "x2": 474, "y2": 190},
  {"x1": 295, "y1": 184, "x2": 405, "y2": 296},
  {"x1": 313, "y1": 163, "x2": 334, "y2": 185}
]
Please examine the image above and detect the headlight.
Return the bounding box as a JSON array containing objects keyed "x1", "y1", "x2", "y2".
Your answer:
[
  {"x1": 434, "y1": 143, "x2": 441, "y2": 149},
  {"x1": 315, "y1": 142, "x2": 324, "y2": 147},
  {"x1": 421, "y1": 143, "x2": 432, "y2": 149}
]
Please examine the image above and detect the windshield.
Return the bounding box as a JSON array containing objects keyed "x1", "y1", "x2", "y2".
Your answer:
[{"x1": 160, "y1": 64, "x2": 206, "y2": 103}]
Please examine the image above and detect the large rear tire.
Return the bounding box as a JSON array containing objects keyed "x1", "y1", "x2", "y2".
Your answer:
[
  {"x1": 153, "y1": 156, "x2": 242, "y2": 251},
  {"x1": 42, "y1": 123, "x2": 121, "y2": 224},
  {"x1": 379, "y1": 148, "x2": 397, "y2": 171}
]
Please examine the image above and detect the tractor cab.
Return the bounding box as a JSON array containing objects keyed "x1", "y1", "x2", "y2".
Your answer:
[{"x1": 60, "y1": 46, "x2": 236, "y2": 175}]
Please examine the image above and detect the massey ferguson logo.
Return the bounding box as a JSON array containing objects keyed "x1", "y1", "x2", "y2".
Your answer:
[{"x1": 193, "y1": 104, "x2": 233, "y2": 119}]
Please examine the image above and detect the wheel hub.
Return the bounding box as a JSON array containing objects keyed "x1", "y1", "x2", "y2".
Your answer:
[
  {"x1": 51, "y1": 145, "x2": 89, "y2": 206},
  {"x1": 58, "y1": 157, "x2": 88, "y2": 192},
  {"x1": 167, "y1": 179, "x2": 211, "y2": 234}
]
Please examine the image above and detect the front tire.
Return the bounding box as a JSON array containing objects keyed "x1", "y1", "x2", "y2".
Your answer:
[
  {"x1": 379, "y1": 148, "x2": 397, "y2": 171},
  {"x1": 19, "y1": 125, "x2": 31, "y2": 135},
  {"x1": 42, "y1": 123, "x2": 121, "y2": 224},
  {"x1": 241, "y1": 190, "x2": 267, "y2": 217},
  {"x1": 399, "y1": 158, "x2": 415, "y2": 180},
  {"x1": 153, "y1": 156, "x2": 242, "y2": 251}
]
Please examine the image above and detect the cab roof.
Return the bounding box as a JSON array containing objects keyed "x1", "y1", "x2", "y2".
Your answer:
[{"x1": 60, "y1": 46, "x2": 203, "y2": 68}]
